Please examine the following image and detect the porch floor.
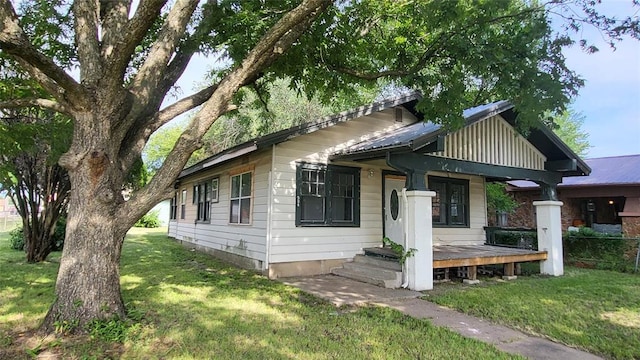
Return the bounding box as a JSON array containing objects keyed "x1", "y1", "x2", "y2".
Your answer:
[
  {"x1": 364, "y1": 245, "x2": 548, "y2": 269},
  {"x1": 433, "y1": 245, "x2": 547, "y2": 268}
]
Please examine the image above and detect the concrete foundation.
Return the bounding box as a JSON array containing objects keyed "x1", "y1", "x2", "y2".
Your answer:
[
  {"x1": 171, "y1": 238, "x2": 263, "y2": 272},
  {"x1": 268, "y1": 259, "x2": 348, "y2": 279}
]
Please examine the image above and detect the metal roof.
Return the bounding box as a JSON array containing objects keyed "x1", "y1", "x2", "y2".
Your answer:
[
  {"x1": 178, "y1": 92, "x2": 421, "y2": 178},
  {"x1": 330, "y1": 100, "x2": 513, "y2": 160},
  {"x1": 509, "y1": 154, "x2": 640, "y2": 188},
  {"x1": 179, "y1": 92, "x2": 591, "y2": 180}
]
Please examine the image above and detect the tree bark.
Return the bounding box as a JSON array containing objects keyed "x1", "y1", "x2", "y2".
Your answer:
[{"x1": 42, "y1": 152, "x2": 127, "y2": 330}]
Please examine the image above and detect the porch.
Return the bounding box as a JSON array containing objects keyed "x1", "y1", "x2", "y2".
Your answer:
[{"x1": 336, "y1": 245, "x2": 549, "y2": 286}]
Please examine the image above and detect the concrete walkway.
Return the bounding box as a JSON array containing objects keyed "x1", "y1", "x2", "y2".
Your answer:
[{"x1": 280, "y1": 275, "x2": 602, "y2": 360}]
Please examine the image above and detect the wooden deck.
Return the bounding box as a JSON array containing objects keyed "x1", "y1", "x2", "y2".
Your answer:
[
  {"x1": 433, "y1": 245, "x2": 547, "y2": 269},
  {"x1": 364, "y1": 245, "x2": 547, "y2": 280}
]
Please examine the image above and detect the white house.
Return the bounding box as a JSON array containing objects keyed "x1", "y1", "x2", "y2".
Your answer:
[{"x1": 167, "y1": 93, "x2": 590, "y2": 290}]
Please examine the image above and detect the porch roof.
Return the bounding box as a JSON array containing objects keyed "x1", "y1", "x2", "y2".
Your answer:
[
  {"x1": 329, "y1": 100, "x2": 512, "y2": 160},
  {"x1": 330, "y1": 101, "x2": 590, "y2": 178}
]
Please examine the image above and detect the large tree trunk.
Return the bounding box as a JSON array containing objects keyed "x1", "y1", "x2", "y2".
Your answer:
[
  {"x1": 42, "y1": 110, "x2": 131, "y2": 331},
  {"x1": 41, "y1": 186, "x2": 127, "y2": 331}
]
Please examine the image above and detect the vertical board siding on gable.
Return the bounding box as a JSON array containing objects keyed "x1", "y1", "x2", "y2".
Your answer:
[
  {"x1": 436, "y1": 115, "x2": 546, "y2": 170},
  {"x1": 168, "y1": 151, "x2": 271, "y2": 264},
  {"x1": 269, "y1": 108, "x2": 415, "y2": 263}
]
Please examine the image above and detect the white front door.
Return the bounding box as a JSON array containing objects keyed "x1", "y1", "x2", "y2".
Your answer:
[{"x1": 384, "y1": 176, "x2": 406, "y2": 245}]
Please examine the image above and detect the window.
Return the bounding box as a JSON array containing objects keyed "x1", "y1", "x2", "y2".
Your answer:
[
  {"x1": 169, "y1": 192, "x2": 178, "y2": 220},
  {"x1": 180, "y1": 189, "x2": 187, "y2": 219},
  {"x1": 230, "y1": 171, "x2": 252, "y2": 224},
  {"x1": 210, "y1": 177, "x2": 219, "y2": 203},
  {"x1": 296, "y1": 163, "x2": 360, "y2": 227},
  {"x1": 193, "y1": 178, "x2": 217, "y2": 222},
  {"x1": 429, "y1": 176, "x2": 469, "y2": 227}
]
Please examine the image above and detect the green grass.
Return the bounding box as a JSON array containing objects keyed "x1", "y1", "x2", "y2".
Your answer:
[
  {"x1": 0, "y1": 228, "x2": 520, "y2": 359},
  {"x1": 426, "y1": 269, "x2": 640, "y2": 359}
]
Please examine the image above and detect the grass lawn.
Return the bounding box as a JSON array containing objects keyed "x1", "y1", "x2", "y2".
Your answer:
[
  {"x1": 0, "y1": 228, "x2": 520, "y2": 360},
  {"x1": 426, "y1": 267, "x2": 640, "y2": 359}
]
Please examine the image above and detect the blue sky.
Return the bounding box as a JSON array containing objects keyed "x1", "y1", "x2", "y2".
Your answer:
[{"x1": 560, "y1": 2, "x2": 640, "y2": 158}]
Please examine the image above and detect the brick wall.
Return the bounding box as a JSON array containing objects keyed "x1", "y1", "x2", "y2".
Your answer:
[
  {"x1": 508, "y1": 192, "x2": 537, "y2": 228},
  {"x1": 622, "y1": 217, "x2": 640, "y2": 238},
  {"x1": 508, "y1": 191, "x2": 584, "y2": 231}
]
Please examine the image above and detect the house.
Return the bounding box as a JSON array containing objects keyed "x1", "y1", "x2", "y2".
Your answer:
[
  {"x1": 507, "y1": 154, "x2": 640, "y2": 237},
  {"x1": 168, "y1": 92, "x2": 589, "y2": 290},
  {"x1": 0, "y1": 193, "x2": 18, "y2": 216}
]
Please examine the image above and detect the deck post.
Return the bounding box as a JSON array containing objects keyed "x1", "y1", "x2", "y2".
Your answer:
[
  {"x1": 533, "y1": 200, "x2": 564, "y2": 276},
  {"x1": 405, "y1": 190, "x2": 436, "y2": 291}
]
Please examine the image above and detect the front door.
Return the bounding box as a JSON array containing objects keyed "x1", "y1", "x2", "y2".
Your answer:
[{"x1": 384, "y1": 175, "x2": 405, "y2": 244}]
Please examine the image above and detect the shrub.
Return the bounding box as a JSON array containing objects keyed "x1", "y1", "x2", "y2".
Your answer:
[
  {"x1": 134, "y1": 210, "x2": 160, "y2": 228},
  {"x1": 9, "y1": 227, "x2": 25, "y2": 251},
  {"x1": 52, "y1": 216, "x2": 66, "y2": 251},
  {"x1": 7, "y1": 216, "x2": 66, "y2": 252},
  {"x1": 563, "y1": 227, "x2": 637, "y2": 272},
  {"x1": 492, "y1": 230, "x2": 537, "y2": 250}
]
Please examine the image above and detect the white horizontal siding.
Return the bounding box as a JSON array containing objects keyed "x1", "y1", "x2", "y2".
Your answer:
[
  {"x1": 173, "y1": 151, "x2": 272, "y2": 263},
  {"x1": 269, "y1": 108, "x2": 414, "y2": 263},
  {"x1": 168, "y1": 220, "x2": 177, "y2": 237},
  {"x1": 430, "y1": 173, "x2": 487, "y2": 245}
]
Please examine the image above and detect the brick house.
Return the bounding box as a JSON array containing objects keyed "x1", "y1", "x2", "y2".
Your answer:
[{"x1": 507, "y1": 154, "x2": 640, "y2": 237}]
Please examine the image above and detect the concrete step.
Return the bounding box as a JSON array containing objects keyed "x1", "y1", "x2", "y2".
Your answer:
[
  {"x1": 353, "y1": 254, "x2": 402, "y2": 271},
  {"x1": 331, "y1": 262, "x2": 402, "y2": 288}
]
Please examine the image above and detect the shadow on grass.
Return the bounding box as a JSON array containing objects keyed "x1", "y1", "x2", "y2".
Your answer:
[
  {"x1": 1, "y1": 230, "x2": 518, "y2": 359},
  {"x1": 426, "y1": 268, "x2": 640, "y2": 359},
  {"x1": 118, "y1": 232, "x2": 516, "y2": 359}
]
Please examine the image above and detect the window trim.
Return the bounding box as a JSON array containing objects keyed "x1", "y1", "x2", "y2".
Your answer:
[
  {"x1": 429, "y1": 176, "x2": 470, "y2": 228},
  {"x1": 169, "y1": 191, "x2": 178, "y2": 220},
  {"x1": 295, "y1": 162, "x2": 361, "y2": 227},
  {"x1": 210, "y1": 177, "x2": 220, "y2": 203},
  {"x1": 229, "y1": 170, "x2": 253, "y2": 225},
  {"x1": 180, "y1": 189, "x2": 187, "y2": 220},
  {"x1": 193, "y1": 178, "x2": 217, "y2": 223}
]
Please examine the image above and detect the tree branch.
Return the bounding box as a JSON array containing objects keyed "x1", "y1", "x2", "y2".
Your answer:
[
  {"x1": 102, "y1": 0, "x2": 168, "y2": 84},
  {"x1": 72, "y1": 0, "x2": 101, "y2": 86},
  {"x1": 129, "y1": 0, "x2": 199, "y2": 104},
  {"x1": 0, "y1": 98, "x2": 72, "y2": 116},
  {"x1": 119, "y1": 0, "x2": 333, "y2": 223},
  {"x1": 0, "y1": 0, "x2": 88, "y2": 110}
]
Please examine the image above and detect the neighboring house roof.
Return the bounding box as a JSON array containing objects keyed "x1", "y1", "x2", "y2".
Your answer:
[
  {"x1": 509, "y1": 154, "x2": 640, "y2": 189},
  {"x1": 179, "y1": 92, "x2": 422, "y2": 179}
]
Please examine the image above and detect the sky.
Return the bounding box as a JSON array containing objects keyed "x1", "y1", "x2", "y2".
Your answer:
[
  {"x1": 559, "y1": 2, "x2": 640, "y2": 159},
  {"x1": 175, "y1": 2, "x2": 640, "y2": 160}
]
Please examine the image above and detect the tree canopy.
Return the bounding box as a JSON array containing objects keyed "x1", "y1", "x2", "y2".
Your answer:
[
  {"x1": 551, "y1": 109, "x2": 591, "y2": 157},
  {"x1": 0, "y1": 0, "x2": 638, "y2": 332}
]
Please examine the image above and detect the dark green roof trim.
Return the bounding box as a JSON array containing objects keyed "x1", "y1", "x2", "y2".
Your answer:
[
  {"x1": 178, "y1": 92, "x2": 422, "y2": 179},
  {"x1": 387, "y1": 153, "x2": 563, "y2": 191}
]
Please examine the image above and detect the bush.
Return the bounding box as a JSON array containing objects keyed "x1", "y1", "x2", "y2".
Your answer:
[
  {"x1": 134, "y1": 210, "x2": 160, "y2": 228},
  {"x1": 563, "y1": 227, "x2": 637, "y2": 272},
  {"x1": 9, "y1": 227, "x2": 25, "y2": 251},
  {"x1": 52, "y1": 216, "x2": 66, "y2": 251},
  {"x1": 7, "y1": 216, "x2": 66, "y2": 252},
  {"x1": 493, "y1": 230, "x2": 537, "y2": 250}
]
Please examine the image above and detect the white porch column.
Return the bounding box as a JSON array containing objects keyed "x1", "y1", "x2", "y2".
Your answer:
[
  {"x1": 534, "y1": 200, "x2": 564, "y2": 276},
  {"x1": 405, "y1": 190, "x2": 436, "y2": 291}
]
